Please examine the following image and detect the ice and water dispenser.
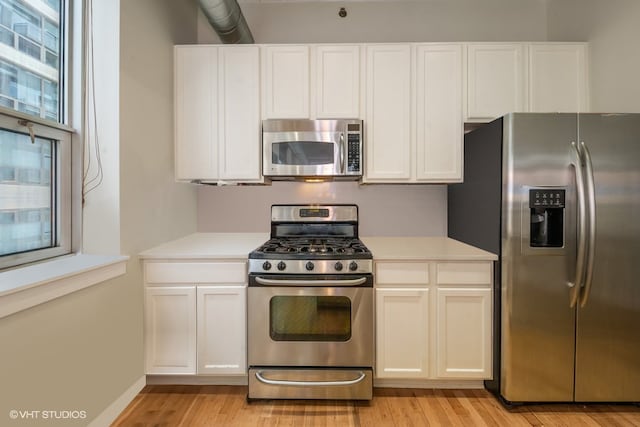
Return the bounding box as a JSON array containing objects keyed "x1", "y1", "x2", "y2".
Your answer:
[{"x1": 529, "y1": 189, "x2": 565, "y2": 248}]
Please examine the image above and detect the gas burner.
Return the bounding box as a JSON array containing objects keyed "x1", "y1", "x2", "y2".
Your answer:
[{"x1": 248, "y1": 205, "x2": 373, "y2": 272}]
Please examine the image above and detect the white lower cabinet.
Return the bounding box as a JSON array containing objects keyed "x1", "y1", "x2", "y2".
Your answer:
[
  {"x1": 197, "y1": 286, "x2": 246, "y2": 375},
  {"x1": 145, "y1": 286, "x2": 197, "y2": 375},
  {"x1": 143, "y1": 261, "x2": 247, "y2": 378},
  {"x1": 435, "y1": 287, "x2": 492, "y2": 378},
  {"x1": 376, "y1": 287, "x2": 430, "y2": 378},
  {"x1": 375, "y1": 260, "x2": 493, "y2": 382}
]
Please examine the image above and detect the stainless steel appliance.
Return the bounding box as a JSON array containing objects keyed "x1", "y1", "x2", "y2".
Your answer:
[
  {"x1": 262, "y1": 119, "x2": 363, "y2": 180},
  {"x1": 247, "y1": 204, "x2": 374, "y2": 400},
  {"x1": 448, "y1": 113, "x2": 640, "y2": 404}
]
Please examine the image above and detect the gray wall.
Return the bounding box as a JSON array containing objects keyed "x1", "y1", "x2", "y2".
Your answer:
[
  {"x1": 547, "y1": 0, "x2": 640, "y2": 112},
  {"x1": 196, "y1": 0, "x2": 550, "y2": 237},
  {"x1": 0, "y1": 1, "x2": 199, "y2": 425},
  {"x1": 198, "y1": 183, "x2": 447, "y2": 236}
]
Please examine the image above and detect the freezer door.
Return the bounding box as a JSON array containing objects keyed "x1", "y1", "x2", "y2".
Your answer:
[
  {"x1": 500, "y1": 113, "x2": 578, "y2": 402},
  {"x1": 574, "y1": 113, "x2": 640, "y2": 402}
]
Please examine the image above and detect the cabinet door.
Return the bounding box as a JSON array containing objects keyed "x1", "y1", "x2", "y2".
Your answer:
[
  {"x1": 174, "y1": 46, "x2": 218, "y2": 180},
  {"x1": 415, "y1": 44, "x2": 463, "y2": 182},
  {"x1": 376, "y1": 287, "x2": 430, "y2": 379},
  {"x1": 466, "y1": 44, "x2": 526, "y2": 121},
  {"x1": 315, "y1": 45, "x2": 360, "y2": 119},
  {"x1": 262, "y1": 45, "x2": 310, "y2": 119},
  {"x1": 145, "y1": 286, "x2": 197, "y2": 374},
  {"x1": 364, "y1": 45, "x2": 412, "y2": 182},
  {"x1": 218, "y1": 46, "x2": 261, "y2": 181},
  {"x1": 197, "y1": 286, "x2": 246, "y2": 375},
  {"x1": 528, "y1": 43, "x2": 588, "y2": 113},
  {"x1": 436, "y1": 287, "x2": 491, "y2": 379}
]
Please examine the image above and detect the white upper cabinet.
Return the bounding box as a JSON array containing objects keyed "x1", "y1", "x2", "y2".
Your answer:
[
  {"x1": 218, "y1": 46, "x2": 261, "y2": 181},
  {"x1": 262, "y1": 45, "x2": 310, "y2": 119},
  {"x1": 314, "y1": 45, "x2": 360, "y2": 118},
  {"x1": 364, "y1": 44, "x2": 412, "y2": 182},
  {"x1": 528, "y1": 43, "x2": 588, "y2": 113},
  {"x1": 175, "y1": 46, "x2": 218, "y2": 181},
  {"x1": 174, "y1": 45, "x2": 261, "y2": 183},
  {"x1": 415, "y1": 44, "x2": 463, "y2": 182},
  {"x1": 465, "y1": 43, "x2": 526, "y2": 122}
]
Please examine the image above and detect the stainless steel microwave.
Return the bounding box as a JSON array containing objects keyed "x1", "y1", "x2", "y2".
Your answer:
[{"x1": 262, "y1": 119, "x2": 363, "y2": 180}]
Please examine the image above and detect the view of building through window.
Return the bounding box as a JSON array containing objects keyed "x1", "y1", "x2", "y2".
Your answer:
[{"x1": 0, "y1": 0, "x2": 61, "y2": 261}]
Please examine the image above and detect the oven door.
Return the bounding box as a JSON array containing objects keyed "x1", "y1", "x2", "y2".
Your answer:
[
  {"x1": 248, "y1": 278, "x2": 373, "y2": 368},
  {"x1": 263, "y1": 131, "x2": 345, "y2": 177}
]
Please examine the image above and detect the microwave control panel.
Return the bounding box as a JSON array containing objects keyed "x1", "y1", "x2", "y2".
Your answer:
[{"x1": 346, "y1": 132, "x2": 361, "y2": 173}]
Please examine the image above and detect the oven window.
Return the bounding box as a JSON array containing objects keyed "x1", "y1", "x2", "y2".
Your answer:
[
  {"x1": 272, "y1": 141, "x2": 335, "y2": 165},
  {"x1": 270, "y1": 296, "x2": 351, "y2": 341}
]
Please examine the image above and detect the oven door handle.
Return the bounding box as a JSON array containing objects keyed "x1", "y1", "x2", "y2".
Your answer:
[
  {"x1": 255, "y1": 370, "x2": 367, "y2": 387},
  {"x1": 254, "y1": 277, "x2": 368, "y2": 287}
]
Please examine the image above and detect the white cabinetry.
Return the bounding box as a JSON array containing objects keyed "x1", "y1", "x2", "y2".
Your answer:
[
  {"x1": 145, "y1": 286, "x2": 197, "y2": 374},
  {"x1": 314, "y1": 45, "x2": 361, "y2": 118},
  {"x1": 364, "y1": 44, "x2": 412, "y2": 181},
  {"x1": 143, "y1": 261, "x2": 247, "y2": 378},
  {"x1": 175, "y1": 46, "x2": 217, "y2": 181},
  {"x1": 435, "y1": 262, "x2": 492, "y2": 379},
  {"x1": 376, "y1": 262, "x2": 430, "y2": 379},
  {"x1": 197, "y1": 286, "x2": 246, "y2": 375},
  {"x1": 465, "y1": 43, "x2": 526, "y2": 122},
  {"x1": 174, "y1": 45, "x2": 261, "y2": 183},
  {"x1": 465, "y1": 42, "x2": 589, "y2": 122},
  {"x1": 262, "y1": 45, "x2": 310, "y2": 119},
  {"x1": 415, "y1": 44, "x2": 463, "y2": 182},
  {"x1": 262, "y1": 45, "x2": 361, "y2": 120},
  {"x1": 374, "y1": 260, "x2": 493, "y2": 382},
  {"x1": 364, "y1": 44, "x2": 463, "y2": 183},
  {"x1": 528, "y1": 43, "x2": 588, "y2": 113}
]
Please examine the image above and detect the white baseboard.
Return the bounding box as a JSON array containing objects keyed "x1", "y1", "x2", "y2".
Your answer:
[
  {"x1": 88, "y1": 376, "x2": 146, "y2": 427},
  {"x1": 146, "y1": 374, "x2": 248, "y2": 386},
  {"x1": 374, "y1": 379, "x2": 485, "y2": 389}
]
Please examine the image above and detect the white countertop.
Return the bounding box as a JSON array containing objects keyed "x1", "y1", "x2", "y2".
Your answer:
[
  {"x1": 361, "y1": 236, "x2": 497, "y2": 261},
  {"x1": 139, "y1": 233, "x2": 497, "y2": 262},
  {"x1": 139, "y1": 233, "x2": 269, "y2": 260}
]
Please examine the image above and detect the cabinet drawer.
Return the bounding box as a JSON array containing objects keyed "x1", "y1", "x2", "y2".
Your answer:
[
  {"x1": 436, "y1": 262, "x2": 491, "y2": 285},
  {"x1": 145, "y1": 262, "x2": 246, "y2": 284},
  {"x1": 375, "y1": 262, "x2": 429, "y2": 285}
]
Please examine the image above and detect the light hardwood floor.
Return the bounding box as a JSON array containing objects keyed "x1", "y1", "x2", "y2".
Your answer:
[{"x1": 111, "y1": 385, "x2": 640, "y2": 426}]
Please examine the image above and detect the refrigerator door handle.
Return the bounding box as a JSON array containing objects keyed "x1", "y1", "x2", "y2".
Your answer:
[
  {"x1": 579, "y1": 141, "x2": 597, "y2": 307},
  {"x1": 569, "y1": 141, "x2": 588, "y2": 308}
]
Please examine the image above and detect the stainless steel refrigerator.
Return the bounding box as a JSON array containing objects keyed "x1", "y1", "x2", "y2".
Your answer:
[{"x1": 448, "y1": 113, "x2": 640, "y2": 404}]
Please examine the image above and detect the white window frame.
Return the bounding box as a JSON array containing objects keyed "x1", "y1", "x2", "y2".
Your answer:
[
  {"x1": 0, "y1": 111, "x2": 73, "y2": 269},
  {"x1": 0, "y1": 0, "x2": 82, "y2": 271}
]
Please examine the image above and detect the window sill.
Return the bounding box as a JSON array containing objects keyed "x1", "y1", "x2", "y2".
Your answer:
[{"x1": 0, "y1": 254, "x2": 129, "y2": 319}]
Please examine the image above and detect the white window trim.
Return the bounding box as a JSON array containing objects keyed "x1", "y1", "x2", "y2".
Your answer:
[{"x1": 0, "y1": 253, "x2": 128, "y2": 319}]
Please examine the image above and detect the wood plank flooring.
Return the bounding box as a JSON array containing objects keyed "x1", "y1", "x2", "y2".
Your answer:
[{"x1": 111, "y1": 385, "x2": 640, "y2": 426}]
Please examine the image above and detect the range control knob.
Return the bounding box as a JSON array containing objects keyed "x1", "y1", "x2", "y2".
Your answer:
[
  {"x1": 305, "y1": 261, "x2": 315, "y2": 271},
  {"x1": 334, "y1": 262, "x2": 344, "y2": 272},
  {"x1": 349, "y1": 261, "x2": 358, "y2": 272},
  {"x1": 262, "y1": 261, "x2": 272, "y2": 271},
  {"x1": 277, "y1": 261, "x2": 286, "y2": 271}
]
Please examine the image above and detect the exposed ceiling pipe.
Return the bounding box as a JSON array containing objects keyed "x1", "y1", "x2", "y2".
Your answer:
[{"x1": 198, "y1": 0, "x2": 254, "y2": 44}]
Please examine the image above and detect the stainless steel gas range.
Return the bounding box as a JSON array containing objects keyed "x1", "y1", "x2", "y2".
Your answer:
[{"x1": 247, "y1": 204, "x2": 374, "y2": 401}]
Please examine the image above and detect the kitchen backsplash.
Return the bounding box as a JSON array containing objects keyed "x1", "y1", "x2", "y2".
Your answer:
[{"x1": 197, "y1": 182, "x2": 446, "y2": 236}]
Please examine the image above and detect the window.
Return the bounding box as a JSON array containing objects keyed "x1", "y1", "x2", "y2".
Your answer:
[{"x1": 0, "y1": 0, "x2": 71, "y2": 270}]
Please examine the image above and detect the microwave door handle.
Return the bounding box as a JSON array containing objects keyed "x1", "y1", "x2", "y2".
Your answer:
[{"x1": 339, "y1": 133, "x2": 345, "y2": 174}]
